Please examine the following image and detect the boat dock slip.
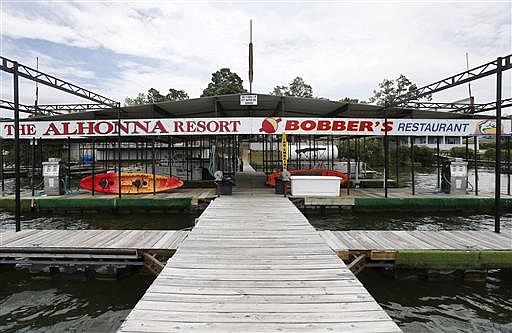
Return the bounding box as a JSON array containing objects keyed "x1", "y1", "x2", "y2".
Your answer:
[{"x1": 118, "y1": 196, "x2": 401, "y2": 333}]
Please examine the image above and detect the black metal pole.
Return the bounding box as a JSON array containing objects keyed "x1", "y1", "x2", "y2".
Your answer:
[
  {"x1": 39, "y1": 139, "x2": 43, "y2": 178},
  {"x1": 384, "y1": 103, "x2": 389, "y2": 198},
  {"x1": 437, "y1": 137, "x2": 441, "y2": 189},
  {"x1": 152, "y1": 137, "x2": 156, "y2": 195},
  {"x1": 171, "y1": 136, "x2": 172, "y2": 177},
  {"x1": 13, "y1": 61, "x2": 21, "y2": 231},
  {"x1": 355, "y1": 138, "x2": 359, "y2": 184},
  {"x1": 91, "y1": 138, "x2": 95, "y2": 196},
  {"x1": 67, "y1": 136, "x2": 71, "y2": 192},
  {"x1": 117, "y1": 105, "x2": 122, "y2": 199},
  {"x1": 347, "y1": 138, "x2": 351, "y2": 196},
  {"x1": 495, "y1": 57, "x2": 502, "y2": 233},
  {"x1": 395, "y1": 137, "x2": 400, "y2": 187},
  {"x1": 31, "y1": 138, "x2": 35, "y2": 197},
  {"x1": 507, "y1": 136, "x2": 510, "y2": 196},
  {"x1": 0, "y1": 137, "x2": 4, "y2": 196},
  {"x1": 410, "y1": 136, "x2": 415, "y2": 196},
  {"x1": 465, "y1": 136, "x2": 469, "y2": 186},
  {"x1": 474, "y1": 136, "x2": 479, "y2": 196}
]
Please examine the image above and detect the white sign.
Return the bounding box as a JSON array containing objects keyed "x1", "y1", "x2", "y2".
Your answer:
[
  {"x1": 0, "y1": 117, "x2": 509, "y2": 139},
  {"x1": 240, "y1": 94, "x2": 258, "y2": 106}
]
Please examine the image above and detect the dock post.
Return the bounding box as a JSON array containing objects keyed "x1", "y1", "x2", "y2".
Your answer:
[
  {"x1": 355, "y1": 137, "x2": 359, "y2": 186},
  {"x1": 474, "y1": 136, "x2": 479, "y2": 196},
  {"x1": 171, "y1": 136, "x2": 175, "y2": 177},
  {"x1": 384, "y1": 103, "x2": 389, "y2": 198},
  {"x1": 495, "y1": 56, "x2": 503, "y2": 233},
  {"x1": 1, "y1": 137, "x2": 4, "y2": 196},
  {"x1": 436, "y1": 137, "x2": 440, "y2": 189},
  {"x1": 330, "y1": 135, "x2": 334, "y2": 170},
  {"x1": 507, "y1": 136, "x2": 510, "y2": 196},
  {"x1": 91, "y1": 139, "x2": 95, "y2": 196},
  {"x1": 347, "y1": 138, "x2": 351, "y2": 196},
  {"x1": 117, "y1": 104, "x2": 122, "y2": 199},
  {"x1": 31, "y1": 137, "x2": 35, "y2": 197},
  {"x1": 395, "y1": 137, "x2": 400, "y2": 187},
  {"x1": 152, "y1": 137, "x2": 156, "y2": 195},
  {"x1": 410, "y1": 136, "x2": 415, "y2": 196},
  {"x1": 465, "y1": 136, "x2": 469, "y2": 187},
  {"x1": 67, "y1": 136, "x2": 71, "y2": 192},
  {"x1": 13, "y1": 61, "x2": 21, "y2": 231}
]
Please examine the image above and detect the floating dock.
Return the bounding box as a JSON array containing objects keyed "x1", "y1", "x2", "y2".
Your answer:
[
  {"x1": 1, "y1": 192, "x2": 511, "y2": 331},
  {"x1": 117, "y1": 195, "x2": 401, "y2": 332},
  {"x1": 1, "y1": 187, "x2": 511, "y2": 214}
]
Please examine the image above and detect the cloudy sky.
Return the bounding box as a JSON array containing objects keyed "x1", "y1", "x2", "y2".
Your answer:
[{"x1": 1, "y1": 0, "x2": 511, "y2": 113}]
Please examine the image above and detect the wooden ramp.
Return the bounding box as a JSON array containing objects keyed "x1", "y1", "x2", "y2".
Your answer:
[{"x1": 118, "y1": 196, "x2": 401, "y2": 333}]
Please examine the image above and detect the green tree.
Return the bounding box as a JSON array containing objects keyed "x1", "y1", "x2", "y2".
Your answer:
[
  {"x1": 166, "y1": 88, "x2": 189, "y2": 101},
  {"x1": 201, "y1": 68, "x2": 246, "y2": 97},
  {"x1": 125, "y1": 87, "x2": 189, "y2": 105},
  {"x1": 271, "y1": 77, "x2": 313, "y2": 98},
  {"x1": 339, "y1": 97, "x2": 366, "y2": 104},
  {"x1": 146, "y1": 88, "x2": 167, "y2": 103},
  {"x1": 369, "y1": 74, "x2": 431, "y2": 106},
  {"x1": 124, "y1": 92, "x2": 147, "y2": 105}
]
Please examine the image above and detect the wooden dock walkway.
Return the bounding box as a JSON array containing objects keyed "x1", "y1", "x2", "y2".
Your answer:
[
  {"x1": 118, "y1": 195, "x2": 401, "y2": 333},
  {"x1": 320, "y1": 229, "x2": 512, "y2": 253},
  {"x1": 0, "y1": 229, "x2": 188, "y2": 251}
]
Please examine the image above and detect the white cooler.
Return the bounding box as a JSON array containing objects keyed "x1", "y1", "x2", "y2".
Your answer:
[{"x1": 290, "y1": 176, "x2": 341, "y2": 196}]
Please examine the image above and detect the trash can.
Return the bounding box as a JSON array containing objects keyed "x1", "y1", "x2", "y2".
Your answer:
[{"x1": 215, "y1": 178, "x2": 233, "y2": 195}]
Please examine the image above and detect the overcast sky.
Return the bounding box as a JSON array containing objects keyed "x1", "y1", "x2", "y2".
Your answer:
[{"x1": 1, "y1": 0, "x2": 511, "y2": 114}]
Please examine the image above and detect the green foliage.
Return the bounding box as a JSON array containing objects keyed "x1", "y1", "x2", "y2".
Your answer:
[
  {"x1": 449, "y1": 146, "x2": 474, "y2": 158},
  {"x1": 483, "y1": 148, "x2": 511, "y2": 161},
  {"x1": 125, "y1": 87, "x2": 189, "y2": 105},
  {"x1": 339, "y1": 97, "x2": 366, "y2": 104},
  {"x1": 338, "y1": 139, "x2": 435, "y2": 167},
  {"x1": 369, "y1": 74, "x2": 431, "y2": 106},
  {"x1": 166, "y1": 88, "x2": 189, "y2": 101},
  {"x1": 201, "y1": 68, "x2": 246, "y2": 97},
  {"x1": 271, "y1": 77, "x2": 313, "y2": 98},
  {"x1": 413, "y1": 145, "x2": 435, "y2": 166}
]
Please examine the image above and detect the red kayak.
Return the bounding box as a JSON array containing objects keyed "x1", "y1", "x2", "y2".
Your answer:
[
  {"x1": 266, "y1": 169, "x2": 349, "y2": 187},
  {"x1": 80, "y1": 172, "x2": 183, "y2": 194}
]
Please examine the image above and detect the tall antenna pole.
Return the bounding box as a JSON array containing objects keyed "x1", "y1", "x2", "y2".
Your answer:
[
  {"x1": 249, "y1": 19, "x2": 253, "y2": 93},
  {"x1": 465, "y1": 52, "x2": 472, "y2": 98}
]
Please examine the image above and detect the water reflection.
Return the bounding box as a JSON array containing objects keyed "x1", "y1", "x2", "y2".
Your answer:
[{"x1": 0, "y1": 268, "x2": 154, "y2": 333}]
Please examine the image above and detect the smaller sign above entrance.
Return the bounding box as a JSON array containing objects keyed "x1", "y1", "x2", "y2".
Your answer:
[{"x1": 240, "y1": 94, "x2": 258, "y2": 106}]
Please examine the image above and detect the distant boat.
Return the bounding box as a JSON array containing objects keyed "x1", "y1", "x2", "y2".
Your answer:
[
  {"x1": 266, "y1": 169, "x2": 349, "y2": 187},
  {"x1": 80, "y1": 172, "x2": 183, "y2": 194}
]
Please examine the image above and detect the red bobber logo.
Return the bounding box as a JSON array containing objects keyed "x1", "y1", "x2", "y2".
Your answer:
[{"x1": 259, "y1": 117, "x2": 281, "y2": 134}]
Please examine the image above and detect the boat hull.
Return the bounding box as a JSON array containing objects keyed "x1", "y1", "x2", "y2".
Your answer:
[
  {"x1": 266, "y1": 169, "x2": 348, "y2": 187},
  {"x1": 80, "y1": 172, "x2": 184, "y2": 194}
]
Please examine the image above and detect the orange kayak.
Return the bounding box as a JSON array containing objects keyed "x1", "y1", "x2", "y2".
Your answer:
[
  {"x1": 266, "y1": 169, "x2": 349, "y2": 187},
  {"x1": 80, "y1": 172, "x2": 183, "y2": 194}
]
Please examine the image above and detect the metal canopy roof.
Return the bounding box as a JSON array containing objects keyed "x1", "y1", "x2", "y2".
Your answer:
[{"x1": 33, "y1": 93, "x2": 486, "y2": 121}]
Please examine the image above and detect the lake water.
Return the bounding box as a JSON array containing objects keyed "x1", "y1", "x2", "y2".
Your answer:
[{"x1": 0, "y1": 169, "x2": 511, "y2": 332}]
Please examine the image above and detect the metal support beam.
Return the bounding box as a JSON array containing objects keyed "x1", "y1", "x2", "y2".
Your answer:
[
  {"x1": 410, "y1": 137, "x2": 415, "y2": 196},
  {"x1": 1, "y1": 57, "x2": 118, "y2": 107},
  {"x1": 495, "y1": 57, "x2": 503, "y2": 233},
  {"x1": 117, "y1": 106, "x2": 122, "y2": 199},
  {"x1": 92, "y1": 139, "x2": 95, "y2": 196},
  {"x1": 394, "y1": 54, "x2": 511, "y2": 105},
  {"x1": 13, "y1": 62, "x2": 21, "y2": 231},
  {"x1": 384, "y1": 103, "x2": 389, "y2": 198}
]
